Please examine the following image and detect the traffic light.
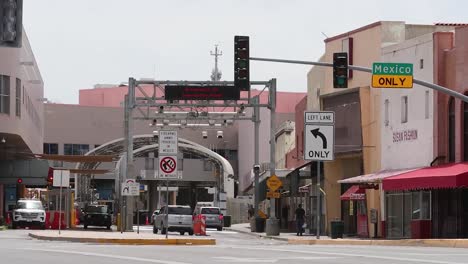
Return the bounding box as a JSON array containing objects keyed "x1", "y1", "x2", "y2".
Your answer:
[
  {"x1": 47, "y1": 168, "x2": 54, "y2": 186},
  {"x1": 234, "y1": 35, "x2": 250, "y2": 91},
  {"x1": 0, "y1": 0, "x2": 23, "y2": 48},
  {"x1": 17, "y1": 178, "x2": 22, "y2": 184},
  {"x1": 333, "y1": 52, "x2": 348, "y2": 88}
]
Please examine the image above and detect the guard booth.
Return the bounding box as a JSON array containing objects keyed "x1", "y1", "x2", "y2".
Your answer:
[{"x1": 46, "y1": 188, "x2": 74, "y2": 229}]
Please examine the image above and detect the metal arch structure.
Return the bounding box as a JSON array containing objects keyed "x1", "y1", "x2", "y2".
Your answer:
[
  {"x1": 114, "y1": 143, "x2": 234, "y2": 203},
  {"x1": 74, "y1": 134, "x2": 234, "y2": 203},
  {"x1": 118, "y1": 78, "x2": 277, "y2": 231}
]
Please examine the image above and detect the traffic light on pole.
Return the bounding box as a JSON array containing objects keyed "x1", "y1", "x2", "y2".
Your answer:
[
  {"x1": 333, "y1": 52, "x2": 348, "y2": 88},
  {"x1": 47, "y1": 168, "x2": 54, "y2": 186},
  {"x1": 0, "y1": 0, "x2": 23, "y2": 48},
  {"x1": 234, "y1": 36, "x2": 250, "y2": 91}
]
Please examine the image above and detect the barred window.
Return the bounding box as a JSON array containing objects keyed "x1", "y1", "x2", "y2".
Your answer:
[
  {"x1": 0, "y1": 75, "x2": 10, "y2": 114},
  {"x1": 16, "y1": 78, "x2": 21, "y2": 117}
]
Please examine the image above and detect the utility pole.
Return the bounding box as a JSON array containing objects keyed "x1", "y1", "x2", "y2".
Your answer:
[
  {"x1": 266, "y1": 79, "x2": 280, "y2": 235},
  {"x1": 210, "y1": 44, "x2": 222, "y2": 81}
]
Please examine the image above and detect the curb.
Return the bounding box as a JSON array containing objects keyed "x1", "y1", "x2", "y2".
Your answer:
[
  {"x1": 28, "y1": 233, "x2": 216, "y2": 245},
  {"x1": 287, "y1": 238, "x2": 468, "y2": 248},
  {"x1": 227, "y1": 226, "x2": 468, "y2": 249},
  {"x1": 224, "y1": 227, "x2": 288, "y2": 242}
]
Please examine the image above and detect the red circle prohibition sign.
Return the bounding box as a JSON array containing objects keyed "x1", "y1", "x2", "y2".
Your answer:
[{"x1": 160, "y1": 157, "x2": 176, "y2": 174}]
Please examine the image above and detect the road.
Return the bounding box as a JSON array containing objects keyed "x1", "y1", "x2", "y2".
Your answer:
[{"x1": 1, "y1": 227, "x2": 468, "y2": 264}]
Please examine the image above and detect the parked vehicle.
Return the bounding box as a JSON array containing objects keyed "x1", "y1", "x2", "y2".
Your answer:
[
  {"x1": 194, "y1": 206, "x2": 223, "y2": 231},
  {"x1": 153, "y1": 205, "x2": 193, "y2": 235},
  {"x1": 12, "y1": 199, "x2": 46, "y2": 229},
  {"x1": 82, "y1": 204, "x2": 112, "y2": 230}
]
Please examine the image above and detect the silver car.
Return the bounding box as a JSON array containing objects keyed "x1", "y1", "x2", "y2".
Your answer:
[
  {"x1": 196, "y1": 207, "x2": 223, "y2": 231},
  {"x1": 153, "y1": 205, "x2": 193, "y2": 235}
]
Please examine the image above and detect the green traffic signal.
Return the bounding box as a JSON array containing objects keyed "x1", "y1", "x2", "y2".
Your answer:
[{"x1": 333, "y1": 52, "x2": 348, "y2": 88}]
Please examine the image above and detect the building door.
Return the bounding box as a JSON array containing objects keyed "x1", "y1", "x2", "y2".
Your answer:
[
  {"x1": 342, "y1": 200, "x2": 357, "y2": 236},
  {"x1": 386, "y1": 192, "x2": 411, "y2": 238}
]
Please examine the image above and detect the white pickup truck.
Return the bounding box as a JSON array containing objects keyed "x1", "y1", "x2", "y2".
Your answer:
[{"x1": 153, "y1": 205, "x2": 193, "y2": 235}]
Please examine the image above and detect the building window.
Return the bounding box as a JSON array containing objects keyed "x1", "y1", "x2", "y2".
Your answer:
[
  {"x1": 411, "y1": 191, "x2": 431, "y2": 220},
  {"x1": 449, "y1": 98, "x2": 455, "y2": 162},
  {"x1": 15, "y1": 78, "x2": 21, "y2": 117},
  {"x1": 0, "y1": 75, "x2": 10, "y2": 114},
  {"x1": 64, "y1": 144, "x2": 89, "y2": 155},
  {"x1": 401, "y1": 96, "x2": 408, "y2": 123},
  {"x1": 384, "y1": 99, "x2": 390, "y2": 126},
  {"x1": 419, "y1": 59, "x2": 424, "y2": 69},
  {"x1": 425, "y1": 91, "x2": 430, "y2": 119},
  {"x1": 43, "y1": 143, "x2": 59, "y2": 154}
]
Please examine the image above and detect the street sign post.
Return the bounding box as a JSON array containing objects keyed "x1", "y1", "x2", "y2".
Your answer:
[
  {"x1": 158, "y1": 155, "x2": 179, "y2": 179},
  {"x1": 158, "y1": 130, "x2": 179, "y2": 239},
  {"x1": 304, "y1": 112, "x2": 335, "y2": 161},
  {"x1": 266, "y1": 175, "x2": 282, "y2": 192},
  {"x1": 372, "y1": 62, "x2": 413, "y2": 88},
  {"x1": 121, "y1": 179, "x2": 140, "y2": 196},
  {"x1": 159, "y1": 130, "x2": 178, "y2": 155},
  {"x1": 266, "y1": 191, "x2": 280, "y2": 198},
  {"x1": 52, "y1": 170, "x2": 70, "y2": 235},
  {"x1": 304, "y1": 111, "x2": 335, "y2": 240}
]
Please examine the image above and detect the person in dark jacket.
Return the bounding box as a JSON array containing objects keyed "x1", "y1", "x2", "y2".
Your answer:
[{"x1": 295, "y1": 204, "x2": 305, "y2": 236}]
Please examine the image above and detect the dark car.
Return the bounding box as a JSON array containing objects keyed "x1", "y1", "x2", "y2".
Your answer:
[{"x1": 83, "y1": 205, "x2": 112, "y2": 230}]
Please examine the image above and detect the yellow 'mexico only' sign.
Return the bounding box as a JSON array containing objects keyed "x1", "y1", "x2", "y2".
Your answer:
[{"x1": 372, "y1": 63, "x2": 413, "y2": 89}]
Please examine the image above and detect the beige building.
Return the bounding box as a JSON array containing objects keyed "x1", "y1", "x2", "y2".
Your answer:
[
  {"x1": 0, "y1": 30, "x2": 45, "y2": 215},
  {"x1": 310, "y1": 21, "x2": 455, "y2": 237},
  {"x1": 275, "y1": 120, "x2": 295, "y2": 169}
]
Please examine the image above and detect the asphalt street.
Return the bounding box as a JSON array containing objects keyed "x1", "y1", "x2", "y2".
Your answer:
[{"x1": 1, "y1": 227, "x2": 468, "y2": 264}]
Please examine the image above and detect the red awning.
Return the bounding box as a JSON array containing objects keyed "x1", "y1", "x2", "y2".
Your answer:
[
  {"x1": 340, "y1": 185, "x2": 366, "y2": 200},
  {"x1": 382, "y1": 162, "x2": 468, "y2": 191}
]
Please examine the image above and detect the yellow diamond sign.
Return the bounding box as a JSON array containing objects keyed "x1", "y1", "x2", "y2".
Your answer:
[{"x1": 266, "y1": 174, "x2": 283, "y2": 192}]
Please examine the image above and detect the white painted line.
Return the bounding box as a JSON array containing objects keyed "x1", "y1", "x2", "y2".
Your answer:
[
  {"x1": 206, "y1": 230, "x2": 238, "y2": 234},
  {"x1": 24, "y1": 248, "x2": 189, "y2": 264},
  {"x1": 213, "y1": 256, "x2": 340, "y2": 263},
  {"x1": 225, "y1": 246, "x2": 468, "y2": 264}
]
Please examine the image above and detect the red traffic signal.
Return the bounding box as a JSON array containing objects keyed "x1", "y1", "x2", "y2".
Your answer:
[
  {"x1": 17, "y1": 178, "x2": 23, "y2": 184},
  {"x1": 47, "y1": 167, "x2": 54, "y2": 185}
]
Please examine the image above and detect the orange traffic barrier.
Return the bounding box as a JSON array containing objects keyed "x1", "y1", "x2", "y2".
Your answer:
[
  {"x1": 46, "y1": 212, "x2": 52, "y2": 229},
  {"x1": 50, "y1": 211, "x2": 66, "y2": 230},
  {"x1": 193, "y1": 215, "x2": 207, "y2": 236},
  {"x1": 193, "y1": 215, "x2": 201, "y2": 235},
  {"x1": 200, "y1": 215, "x2": 206, "y2": 236}
]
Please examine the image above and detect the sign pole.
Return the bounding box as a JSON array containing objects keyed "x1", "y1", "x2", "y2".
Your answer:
[
  {"x1": 316, "y1": 161, "x2": 321, "y2": 239},
  {"x1": 137, "y1": 205, "x2": 140, "y2": 234},
  {"x1": 59, "y1": 171, "x2": 63, "y2": 235},
  {"x1": 166, "y1": 178, "x2": 169, "y2": 239}
]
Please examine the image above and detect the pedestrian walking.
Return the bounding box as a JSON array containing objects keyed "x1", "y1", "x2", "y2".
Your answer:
[
  {"x1": 295, "y1": 204, "x2": 305, "y2": 236},
  {"x1": 248, "y1": 204, "x2": 254, "y2": 220}
]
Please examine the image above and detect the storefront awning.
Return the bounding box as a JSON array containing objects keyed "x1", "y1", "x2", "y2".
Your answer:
[
  {"x1": 382, "y1": 163, "x2": 468, "y2": 191},
  {"x1": 340, "y1": 185, "x2": 366, "y2": 200},
  {"x1": 338, "y1": 168, "x2": 419, "y2": 184}
]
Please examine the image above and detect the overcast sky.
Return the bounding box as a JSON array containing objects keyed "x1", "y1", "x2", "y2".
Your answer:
[{"x1": 23, "y1": 0, "x2": 467, "y2": 104}]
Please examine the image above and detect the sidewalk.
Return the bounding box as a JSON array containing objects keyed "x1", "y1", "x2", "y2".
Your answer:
[
  {"x1": 226, "y1": 223, "x2": 468, "y2": 248},
  {"x1": 29, "y1": 230, "x2": 216, "y2": 245}
]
